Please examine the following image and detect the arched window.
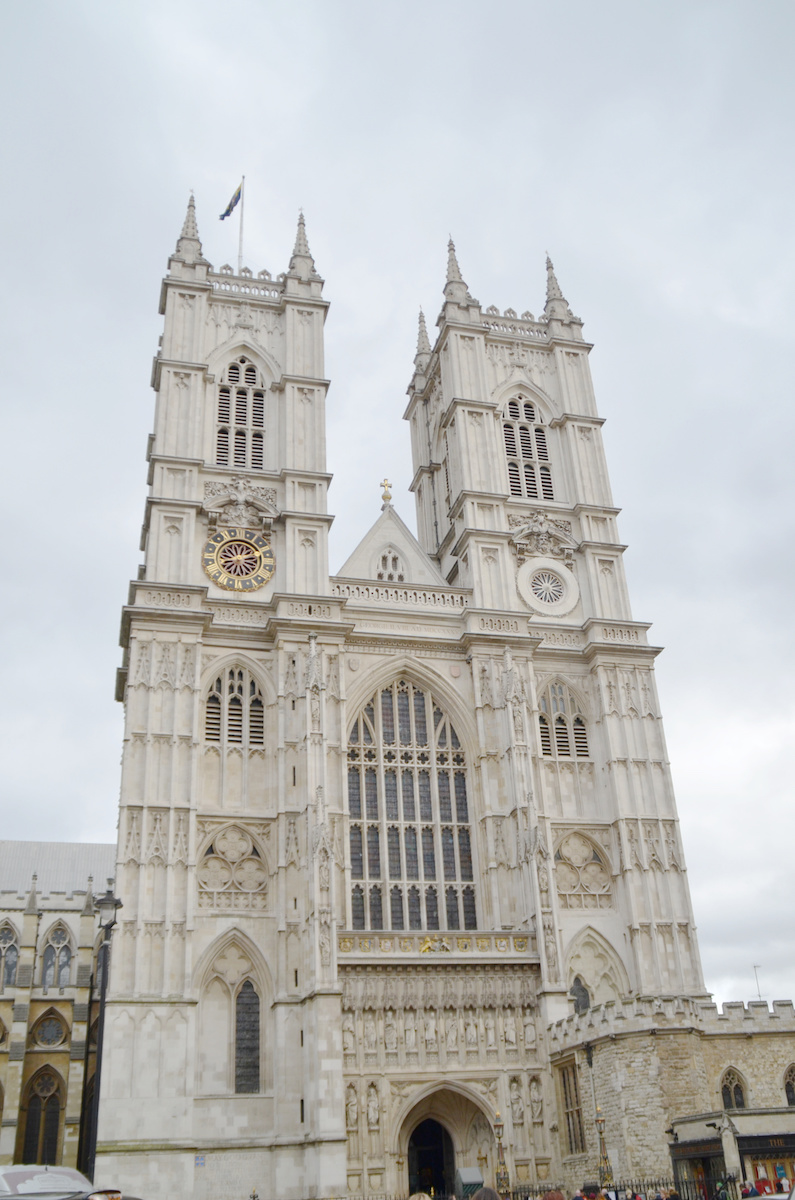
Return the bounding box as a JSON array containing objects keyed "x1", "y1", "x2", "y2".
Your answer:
[
  {"x1": 347, "y1": 680, "x2": 477, "y2": 931},
  {"x1": 721, "y1": 1068, "x2": 746, "y2": 1110},
  {"x1": 375, "y1": 547, "x2": 407, "y2": 583},
  {"x1": 503, "y1": 396, "x2": 554, "y2": 501},
  {"x1": 204, "y1": 667, "x2": 265, "y2": 746},
  {"x1": 235, "y1": 980, "x2": 260, "y2": 1094},
  {"x1": 215, "y1": 357, "x2": 266, "y2": 470},
  {"x1": 0, "y1": 924, "x2": 18, "y2": 990},
  {"x1": 538, "y1": 681, "x2": 589, "y2": 759},
  {"x1": 785, "y1": 1065, "x2": 795, "y2": 1106},
  {"x1": 21, "y1": 1071, "x2": 62, "y2": 1164},
  {"x1": 41, "y1": 927, "x2": 72, "y2": 991}
]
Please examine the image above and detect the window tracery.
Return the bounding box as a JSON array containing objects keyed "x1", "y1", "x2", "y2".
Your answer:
[
  {"x1": 41, "y1": 926, "x2": 72, "y2": 990},
  {"x1": 721, "y1": 1068, "x2": 746, "y2": 1110},
  {"x1": 215, "y1": 357, "x2": 265, "y2": 470},
  {"x1": 197, "y1": 825, "x2": 269, "y2": 911},
  {"x1": 347, "y1": 680, "x2": 476, "y2": 931},
  {"x1": 538, "y1": 681, "x2": 589, "y2": 759},
  {"x1": 785, "y1": 1064, "x2": 795, "y2": 1106},
  {"x1": 0, "y1": 924, "x2": 18, "y2": 989},
  {"x1": 503, "y1": 396, "x2": 554, "y2": 501},
  {"x1": 554, "y1": 833, "x2": 613, "y2": 910},
  {"x1": 21, "y1": 1070, "x2": 62, "y2": 1164},
  {"x1": 375, "y1": 547, "x2": 406, "y2": 583},
  {"x1": 204, "y1": 667, "x2": 265, "y2": 746}
]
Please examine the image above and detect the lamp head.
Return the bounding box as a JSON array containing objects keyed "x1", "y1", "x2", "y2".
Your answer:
[
  {"x1": 96, "y1": 878, "x2": 122, "y2": 929},
  {"x1": 494, "y1": 1111, "x2": 504, "y2": 1140}
]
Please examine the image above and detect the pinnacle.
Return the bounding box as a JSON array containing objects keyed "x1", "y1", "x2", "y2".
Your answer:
[
  {"x1": 416, "y1": 308, "x2": 431, "y2": 356},
  {"x1": 545, "y1": 254, "x2": 565, "y2": 302},
  {"x1": 293, "y1": 211, "x2": 311, "y2": 259},
  {"x1": 446, "y1": 237, "x2": 464, "y2": 284},
  {"x1": 288, "y1": 210, "x2": 320, "y2": 280},
  {"x1": 175, "y1": 192, "x2": 203, "y2": 263},
  {"x1": 181, "y1": 193, "x2": 200, "y2": 241}
]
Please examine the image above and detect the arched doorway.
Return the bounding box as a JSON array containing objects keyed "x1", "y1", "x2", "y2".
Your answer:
[{"x1": 409, "y1": 1118, "x2": 455, "y2": 1196}]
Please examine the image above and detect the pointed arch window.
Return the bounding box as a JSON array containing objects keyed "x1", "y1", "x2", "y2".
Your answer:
[
  {"x1": 555, "y1": 832, "x2": 613, "y2": 909},
  {"x1": 375, "y1": 547, "x2": 407, "y2": 583},
  {"x1": 41, "y1": 927, "x2": 72, "y2": 990},
  {"x1": 235, "y1": 980, "x2": 260, "y2": 1094},
  {"x1": 204, "y1": 667, "x2": 265, "y2": 747},
  {"x1": 784, "y1": 1065, "x2": 795, "y2": 1106},
  {"x1": 503, "y1": 396, "x2": 555, "y2": 501},
  {"x1": 0, "y1": 924, "x2": 19, "y2": 989},
  {"x1": 721, "y1": 1068, "x2": 746, "y2": 1110},
  {"x1": 21, "y1": 1071, "x2": 62, "y2": 1164},
  {"x1": 215, "y1": 357, "x2": 266, "y2": 470},
  {"x1": 538, "y1": 681, "x2": 589, "y2": 760},
  {"x1": 346, "y1": 680, "x2": 477, "y2": 931}
]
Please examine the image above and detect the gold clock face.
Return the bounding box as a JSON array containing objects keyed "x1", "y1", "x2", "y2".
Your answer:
[{"x1": 202, "y1": 527, "x2": 275, "y2": 592}]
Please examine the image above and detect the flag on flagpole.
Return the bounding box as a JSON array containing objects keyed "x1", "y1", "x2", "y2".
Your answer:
[{"x1": 219, "y1": 182, "x2": 242, "y2": 220}]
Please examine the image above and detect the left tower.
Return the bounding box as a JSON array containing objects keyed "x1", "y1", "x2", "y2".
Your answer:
[{"x1": 97, "y1": 199, "x2": 346, "y2": 1199}]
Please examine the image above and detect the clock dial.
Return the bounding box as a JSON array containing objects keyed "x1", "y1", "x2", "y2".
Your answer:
[{"x1": 202, "y1": 527, "x2": 275, "y2": 592}]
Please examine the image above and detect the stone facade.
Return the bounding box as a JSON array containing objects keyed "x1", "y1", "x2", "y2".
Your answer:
[{"x1": 92, "y1": 200, "x2": 795, "y2": 1199}]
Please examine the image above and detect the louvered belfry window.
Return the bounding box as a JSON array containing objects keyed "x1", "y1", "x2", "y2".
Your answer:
[
  {"x1": 347, "y1": 680, "x2": 477, "y2": 931},
  {"x1": 215, "y1": 357, "x2": 266, "y2": 469},
  {"x1": 205, "y1": 668, "x2": 265, "y2": 746},
  {"x1": 537, "y1": 682, "x2": 590, "y2": 760},
  {"x1": 503, "y1": 396, "x2": 554, "y2": 500}
]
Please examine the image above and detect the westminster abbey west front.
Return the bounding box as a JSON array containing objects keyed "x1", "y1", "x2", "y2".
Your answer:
[{"x1": 95, "y1": 199, "x2": 795, "y2": 1200}]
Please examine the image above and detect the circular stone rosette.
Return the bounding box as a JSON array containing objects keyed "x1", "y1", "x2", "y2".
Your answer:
[
  {"x1": 516, "y1": 556, "x2": 579, "y2": 616},
  {"x1": 202, "y1": 527, "x2": 276, "y2": 592}
]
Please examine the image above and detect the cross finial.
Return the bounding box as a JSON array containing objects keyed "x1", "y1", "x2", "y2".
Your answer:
[{"x1": 380, "y1": 478, "x2": 392, "y2": 503}]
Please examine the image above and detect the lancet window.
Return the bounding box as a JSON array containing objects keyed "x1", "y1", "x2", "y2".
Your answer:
[
  {"x1": 503, "y1": 396, "x2": 554, "y2": 501},
  {"x1": 0, "y1": 924, "x2": 18, "y2": 989},
  {"x1": 215, "y1": 357, "x2": 265, "y2": 470},
  {"x1": 559, "y1": 1060, "x2": 585, "y2": 1154},
  {"x1": 204, "y1": 667, "x2": 265, "y2": 747},
  {"x1": 721, "y1": 1068, "x2": 746, "y2": 1110},
  {"x1": 41, "y1": 927, "x2": 72, "y2": 990},
  {"x1": 785, "y1": 1065, "x2": 795, "y2": 1106},
  {"x1": 375, "y1": 547, "x2": 406, "y2": 583},
  {"x1": 21, "y1": 1071, "x2": 63, "y2": 1164},
  {"x1": 537, "y1": 682, "x2": 589, "y2": 759},
  {"x1": 347, "y1": 680, "x2": 477, "y2": 932}
]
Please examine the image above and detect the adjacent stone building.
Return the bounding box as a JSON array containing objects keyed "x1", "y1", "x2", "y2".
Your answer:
[
  {"x1": 0, "y1": 841, "x2": 115, "y2": 1168},
  {"x1": 91, "y1": 199, "x2": 795, "y2": 1200}
]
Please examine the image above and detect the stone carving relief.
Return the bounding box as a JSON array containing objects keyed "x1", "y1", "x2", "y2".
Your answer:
[
  {"x1": 197, "y1": 824, "x2": 269, "y2": 910},
  {"x1": 554, "y1": 832, "x2": 613, "y2": 910},
  {"x1": 123, "y1": 810, "x2": 142, "y2": 864},
  {"x1": 203, "y1": 477, "x2": 278, "y2": 531},
  {"x1": 508, "y1": 511, "x2": 576, "y2": 568},
  {"x1": 510, "y1": 1077, "x2": 524, "y2": 1124}
]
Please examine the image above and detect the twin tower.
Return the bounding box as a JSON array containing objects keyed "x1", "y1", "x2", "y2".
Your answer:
[{"x1": 97, "y1": 198, "x2": 706, "y2": 1200}]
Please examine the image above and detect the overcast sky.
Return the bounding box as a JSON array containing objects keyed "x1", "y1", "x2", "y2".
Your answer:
[{"x1": 1, "y1": 1, "x2": 792, "y2": 1009}]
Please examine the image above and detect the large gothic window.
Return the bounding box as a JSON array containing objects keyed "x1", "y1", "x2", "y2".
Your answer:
[
  {"x1": 41, "y1": 927, "x2": 72, "y2": 991},
  {"x1": 0, "y1": 924, "x2": 18, "y2": 989},
  {"x1": 503, "y1": 396, "x2": 554, "y2": 501},
  {"x1": 205, "y1": 667, "x2": 265, "y2": 746},
  {"x1": 215, "y1": 357, "x2": 265, "y2": 470},
  {"x1": 721, "y1": 1068, "x2": 746, "y2": 1110},
  {"x1": 21, "y1": 1071, "x2": 62, "y2": 1164},
  {"x1": 347, "y1": 680, "x2": 476, "y2": 932},
  {"x1": 538, "y1": 682, "x2": 589, "y2": 759}
]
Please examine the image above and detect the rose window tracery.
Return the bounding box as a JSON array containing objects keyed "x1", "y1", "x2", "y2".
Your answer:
[
  {"x1": 554, "y1": 833, "x2": 613, "y2": 910},
  {"x1": 198, "y1": 825, "x2": 269, "y2": 911}
]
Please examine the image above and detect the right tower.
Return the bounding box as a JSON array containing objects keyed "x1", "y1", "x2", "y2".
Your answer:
[{"x1": 405, "y1": 242, "x2": 706, "y2": 1016}]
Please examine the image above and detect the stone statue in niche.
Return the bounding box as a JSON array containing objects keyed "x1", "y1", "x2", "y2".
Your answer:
[
  {"x1": 510, "y1": 1078, "x2": 524, "y2": 1124},
  {"x1": 346, "y1": 1084, "x2": 358, "y2": 1129},
  {"x1": 543, "y1": 916, "x2": 559, "y2": 976},
  {"x1": 530, "y1": 1077, "x2": 543, "y2": 1121},
  {"x1": 446, "y1": 1014, "x2": 458, "y2": 1052},
  {"x1": 343, "y1": 1013, "x2": 355, "y2": 1054},
  {"x1": 404, "y1": 1009, "x2": 417, "y2": 1051},
  {"x1": 367, "y1": 1083, "x2": 380, "y2": 1129},
  {"x1": 384, "y1": 1010, "x2": 398, "y2": 1052},
  {"x1": 523, "y1": 1009, "x2": 536, "y2": 1047},
  {"x1": 364, "y1": 1011, "x2": 377, "y2": 1051},
  {"x1": 484, "y1": 1011, "x2": 496, "y2": 1050},
  {"x1": 424, "y1": 1010, "x2": 437, "y2": 1049},
  {"x1": 504, "y1": 1012, "x2": 517, "y2": 1048},
  {"x1": 466, "y1": 1012, "x2": 478, "y2": 1048}
]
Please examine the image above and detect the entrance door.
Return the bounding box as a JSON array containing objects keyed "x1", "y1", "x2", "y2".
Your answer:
[{"x1": 409, "y1": 1118, "x2": 455, "y2": 1196}]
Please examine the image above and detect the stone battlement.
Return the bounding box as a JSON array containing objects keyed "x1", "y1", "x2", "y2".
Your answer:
[{"x1": 548, "y1": 996, "x2": 795, "y2": 1052}]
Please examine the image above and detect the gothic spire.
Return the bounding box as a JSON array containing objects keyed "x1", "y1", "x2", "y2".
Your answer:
[
  {"x1": 414, "y1": 307, "x2": 432, "y2": 373},
  {"x1": 174, "y1": 193, "x2": 203, "y2": 264},
  {"x1": 544, "y1": 253, "x2": 573, "y2": 320},
  {"x1": 443, "y1": 236, "x2": 476, "y2": 306},
  {"x1": 287, "y1": 210, "x2": 320, "y2": 280}
]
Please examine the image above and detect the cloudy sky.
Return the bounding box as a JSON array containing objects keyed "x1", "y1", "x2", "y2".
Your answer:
[{"x1": 1, "y1": 1, "x2": 792, "y2": 1008}]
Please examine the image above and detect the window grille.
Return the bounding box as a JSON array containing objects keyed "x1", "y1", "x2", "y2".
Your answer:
[
  {"x1": 346, "y1": 680, "x2": 477, "y2": 930},
  {"x1": 502, "y1": 395, "x2": 555, "y2": 501},
  {"x1": 560, "y1": 1061, "x2": 586, "y2": 1154},
  {"x1": 234, "y1": 980, "x2": 260, "y2": 1093},
  {"x1": 538, "y1": 682, "x2": 589, "y2": 759},
  {"x1": 204, "y1": 668, "x2": 265, "y2": 747},
  {"x1": 0, "y1": 925, "x2": 18, "y2": 989},
  {"x1": 721, "y1": 1068, "x2": 746, "y2": 1110},
  {"x1": 215, "y1": 357, "x2": 266, "y2": 471}
]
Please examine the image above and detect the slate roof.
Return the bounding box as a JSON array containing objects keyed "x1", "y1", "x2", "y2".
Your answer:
[{"x1": 0, "y1": 841, "x2": 116, "y2": 898}]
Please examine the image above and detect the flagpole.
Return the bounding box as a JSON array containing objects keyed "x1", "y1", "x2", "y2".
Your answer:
[{"x1": 237, "y1": 176, "x2": 245, "y2": 274}]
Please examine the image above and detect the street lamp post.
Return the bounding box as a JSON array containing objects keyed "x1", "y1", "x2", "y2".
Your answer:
[
  {"x1": 85, "y1": 879, "x2": 122, "y2": 1183},
  {"x1": 595, "y1": 1106, "x2": 614, "y2": 1188},
  {"x1": 494, "y1": 1111, "x2": 510, "y2": 1197}
]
